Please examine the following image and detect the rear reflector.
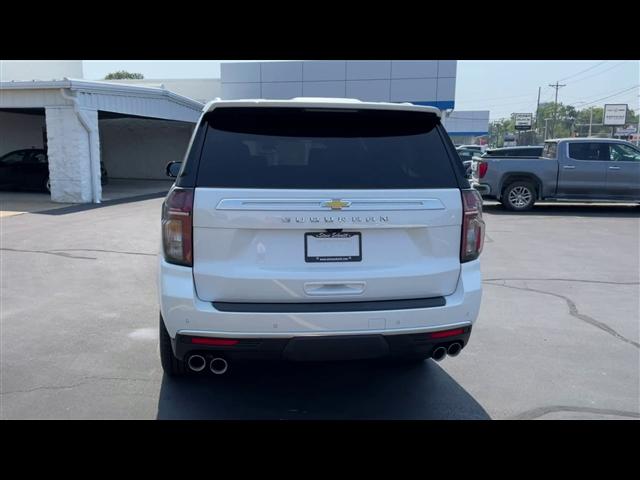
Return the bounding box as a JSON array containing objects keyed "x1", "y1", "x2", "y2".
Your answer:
[
  {"x1": 191, "y1": 337, "x2": 239, "y2": 346},
  {"x1": 429, "y1": 328, "x2": 465, "y2": 339}
]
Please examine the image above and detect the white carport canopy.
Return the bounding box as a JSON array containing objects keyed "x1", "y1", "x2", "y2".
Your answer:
[{"x1": 0, "y1": 79, "x2": 203, "y2": 203}]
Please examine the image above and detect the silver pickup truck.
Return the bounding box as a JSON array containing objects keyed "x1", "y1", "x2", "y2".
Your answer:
[{"x1": 471, "y1": 138, "x2": 640, "y2": 210}]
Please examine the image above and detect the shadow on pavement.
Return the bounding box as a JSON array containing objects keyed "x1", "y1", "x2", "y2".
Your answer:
[
  {"x1": 156, "y1": 359, "x2": 490, "y2": 420},
  {"x1": 483, "y1": 203, "x2": 639, "y2": 218},
  {"x1": 34, "y1": 191, "x2": 168, "y2": 216}
]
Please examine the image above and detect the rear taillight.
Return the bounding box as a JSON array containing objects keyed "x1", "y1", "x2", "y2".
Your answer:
[
  {"x1": 478, "y1": 161, "x2": 488, "y2": 179},
  {"x1": 162, "y1": 187, "x2": 194, "y2": 266},
  {"x1": 460, "y1": 189, "x2": 485, "y2": 263}
]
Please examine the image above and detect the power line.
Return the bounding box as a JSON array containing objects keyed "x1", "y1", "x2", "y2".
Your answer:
[
  {"x1": 573, "y1": 97, "x2": 638, "y2": 110},
  {"x1": 534, "y1": 62, "x2": 628, "y2": 97},
  {"x1": 567, "y1": 60, "x2": 634, "y2": 85},
  {"x1": 469, "y1": 95, "x2": 539, "y2": 110},
  {"x1": 458, "y1": 63, "x2": 637, "y2": 112},
  {"x1": 558, "y1": 61, "x2": 608, "y2": 82},
  {"x1": 457, "y1": 62, "x2": 636, "y2": 114},
  {"x1": 567, "y1": 85, "x2": 639, "y2": 108},
  {"x1": 531, "y1": 61, "x2": 634, "y2": 120},
  {"x1": 530, "y1": 84, "x2": 639, "y2": 111},
  {"x1": 563, "y1": 84, "x2": 640, "y2": 104},
  {"x1": 457, "y1": 63, "x2": 638, "y2": 124},
  {"x1": 455, "y1": 93, "x2": 537, "y2": 103}
]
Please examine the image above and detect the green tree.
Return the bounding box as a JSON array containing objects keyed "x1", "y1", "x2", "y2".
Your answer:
[
  {"x1": 543, "y1": 104, "x2": 638, "y2": 138},
  {"x1": 488, "y1": 118, "x2": 514, "y2": 147},
  {"x1": 104, "y1": 70, "x2": 144, "y2": 80},
  {"x1": 535, "y1": 102, "x2": 578, "y2": 138}
]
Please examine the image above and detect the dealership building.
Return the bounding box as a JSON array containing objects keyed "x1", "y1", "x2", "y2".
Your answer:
[
  {"x1": 220, "y1": 61, "x2": 489, "y2": 144},
  {"x1": 0, "y1": 60, "x2": 488, "y2": 203}
]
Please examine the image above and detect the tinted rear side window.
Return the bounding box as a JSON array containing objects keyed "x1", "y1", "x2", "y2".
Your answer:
[
  {"x1": 569, "y1": 143, "x2": 611, "y2": 161},
  {"x1": 485, "y1": 150, "x2": 506, "y2": 157},
  {"x1": 542, "y1": 142, "x2": 557, "y2": 159},
  {"x1": 509, "y1": 148, "x2": 543, "y2": 157},
  {"x1": 525, "y1": 148, "x2": 543, "y2": 157},
  {"x1": 196, "y1": 107, "x2": 458, "y2": 189}
]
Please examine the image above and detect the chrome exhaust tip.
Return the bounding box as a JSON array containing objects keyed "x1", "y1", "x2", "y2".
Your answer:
[
  {"x1": 432, "y1": 346, "x2": 447, "y2": 362},
  {"x1": 447, "y1": 342, "x2": 463, "y2": 357},
  {"x1": 187, "y1": 354, "x2": 206, "y2": 372},
  {"x1": 209, "y1": 357, "x2": 229, "y2": 375}
]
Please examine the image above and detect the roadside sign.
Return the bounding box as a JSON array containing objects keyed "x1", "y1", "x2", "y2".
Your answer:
[
  {"x1": 603, "y1": 104, "x2": 627, "y2": 126},
  {"x1": 614, "y1": 125, "x2": 637, "y2": 136},
  {"x1": 514, "y1": 113, "x2": 533, "y2": 130}
]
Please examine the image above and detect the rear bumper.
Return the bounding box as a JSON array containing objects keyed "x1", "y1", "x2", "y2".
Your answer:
[
  {"x1": 158, "y1": 257, "x2": 482, "y2": 351},
  {"x1": 470, "y1": 181, "x2": 491, "y2": 196},
  {"x1": 173, "y1": 327, "x2": 472, "y2": 362}
]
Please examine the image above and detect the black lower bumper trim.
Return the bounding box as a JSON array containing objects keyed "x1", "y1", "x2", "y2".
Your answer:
[
  {"x1": 212, "y1": 296, "x2": 446, "y2": 313},
  {"x1": 283, "y1": 335, "x2": 389, "y2": 361},
  {"x1": 174, "y1": 327, "x2": 471, "y2": 362}
]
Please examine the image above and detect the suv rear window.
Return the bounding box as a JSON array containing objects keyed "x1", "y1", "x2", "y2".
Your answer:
[{"x1": 195, "y1": 107, "x2": 459, "y2": 189}]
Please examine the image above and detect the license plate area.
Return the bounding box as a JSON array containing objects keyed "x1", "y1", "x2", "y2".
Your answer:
[{"x1": 305, "y1": 231, "x2": 362, "y2": 263}]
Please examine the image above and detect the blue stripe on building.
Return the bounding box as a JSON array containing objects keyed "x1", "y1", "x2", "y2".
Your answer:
[{"x1": 411, "y1": 101, "x2": 455, "y2": 110}]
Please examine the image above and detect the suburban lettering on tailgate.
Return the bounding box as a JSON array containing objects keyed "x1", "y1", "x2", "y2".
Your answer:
[{"x1": 281, "y1": 216, "x2": 390, "y2": 224}]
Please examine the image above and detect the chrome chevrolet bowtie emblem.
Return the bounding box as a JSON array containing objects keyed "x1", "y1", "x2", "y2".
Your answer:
[{"x1": 323, "y1": 199, "x2": 351, "y2": 210}]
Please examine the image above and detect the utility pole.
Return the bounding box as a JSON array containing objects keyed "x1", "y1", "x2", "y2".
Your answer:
[
  {"x1": 636, "y1": 97, "x2": 640, "y2": 145},
  {"x1": 588, "y1": 106, "x2": 593, "y2": 137},
  {"x1": 544, "y1": 118, "x2": 551, "y2": 140},
  {"x1": 535, "y1": 86, "x2": 541, "y2": 138},
  {"x1": 548, "y1": 81, "x2": 566, "y2": 138}
]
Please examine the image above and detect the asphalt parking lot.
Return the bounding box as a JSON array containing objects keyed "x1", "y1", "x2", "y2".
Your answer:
[{"x1": 1, "y1": 196, "x2": 639, "y2": 419}]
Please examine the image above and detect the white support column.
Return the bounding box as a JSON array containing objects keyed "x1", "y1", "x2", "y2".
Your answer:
[{"x1": 45, "y1": 106, "x2": 101, "y2": 203}]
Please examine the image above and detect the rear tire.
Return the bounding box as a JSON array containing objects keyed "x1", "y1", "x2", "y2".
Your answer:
[
  {"x1": 159, "y1": 313, "x2": 187, "y2": 377},
  {"x1": 502, "y1": 181, "x2": 536, "y2": 211}
]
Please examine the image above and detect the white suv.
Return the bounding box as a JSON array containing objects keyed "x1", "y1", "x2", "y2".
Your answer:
[{"x1": 158, "y1": 98, "x2": 485, "y2": 376}]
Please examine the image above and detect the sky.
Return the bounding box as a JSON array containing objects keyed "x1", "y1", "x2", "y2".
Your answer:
[{"x1": 82, "y1": 60, "x2": 639, "y2": 120}]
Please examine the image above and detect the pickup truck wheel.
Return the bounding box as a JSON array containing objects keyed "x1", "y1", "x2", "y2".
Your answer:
[
  {"x1": 502, "y1": 181, "x2": 536, "y2": 211},
  {"x1": 159, "y1": 313, "x2": 188, "y2": 376}
]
